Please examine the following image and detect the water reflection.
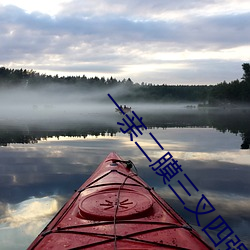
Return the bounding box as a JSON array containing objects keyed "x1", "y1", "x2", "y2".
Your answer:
[
  {"x1": 0, "y1": 107, "x2": 250, "y2": 149},
  {"x1": 0, "y1": 107, "x2": 250, "y2": 249},
  {"x1": 0, "y1": 196, "x2": 62, "y2": 250}
]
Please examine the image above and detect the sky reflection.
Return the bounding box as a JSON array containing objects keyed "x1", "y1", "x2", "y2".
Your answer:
[
  {"x1": 0, "y1": 127, "x2": 249, "y2": 249},
  {"x1": 0, "y1": 196, "x2": 62, "y2": 250}
]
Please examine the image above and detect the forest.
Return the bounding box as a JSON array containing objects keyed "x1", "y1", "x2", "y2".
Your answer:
[{"x1": 0, "y1": 63, "x2": 250, "y2": 104}]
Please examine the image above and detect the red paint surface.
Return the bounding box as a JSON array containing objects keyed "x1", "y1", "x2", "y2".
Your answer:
[{"x1": 28, "y1": 152, "x2": 213, "y2": 249}]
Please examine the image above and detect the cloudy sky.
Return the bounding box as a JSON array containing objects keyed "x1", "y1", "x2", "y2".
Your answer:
[{"x1": 0, "y1": 0, "x2": 250, "y2": 85}]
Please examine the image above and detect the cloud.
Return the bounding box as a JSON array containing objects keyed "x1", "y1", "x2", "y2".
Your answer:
[
  {"x1": 58, "y1": 0, "x2": 240, "y2": 19},
  {"x1": 0, "y1": 196, "x2": 61, "y2": 249},
  {"x1": 0, "y1": 1, "x2": 250, "y2": 84},
  {"x1": 5, "y1": 5, "x2": 247, "y2": 49},
  {"x1": 0, "y1": 196, "x2": 59, "y2": 228}
]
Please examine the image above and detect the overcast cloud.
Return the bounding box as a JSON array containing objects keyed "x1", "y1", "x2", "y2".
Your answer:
[{"x1": 0, "y1": 0, "x2": 250, "y2": 84}]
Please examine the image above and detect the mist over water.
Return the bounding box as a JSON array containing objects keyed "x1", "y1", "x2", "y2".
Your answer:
[
  {"x1": 0, "y1": 85, "x2": 114, "y2": 124},
  {"x1": 0, "y1": 84, "x2": 250, "y2": 149},
  {"x1": 0, "y1": 84, "x2": 250, "y2": 249},
  {"x1": 0, "y1": 84, "x2": 209, "y2": 148},
  {"x1": 0, "y1": 85, "x2": 198, "y2": 125}
]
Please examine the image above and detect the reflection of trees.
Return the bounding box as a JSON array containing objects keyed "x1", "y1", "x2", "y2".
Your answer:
[
  {"x1": 241, "y1": 134, "x2": 250, "y2": 149},
  {"x1": 0, "y1": 131, "x2": 38, "y2": 146},
  {"x1": 0, "y1": 109, "x2": 250, "y2": 149},
  {"x1": 141, "y1": 109, "x2": 250, "y2": 150},
  {"x1": 0, "y1": 123, "x2": 118, "y2": 146}
]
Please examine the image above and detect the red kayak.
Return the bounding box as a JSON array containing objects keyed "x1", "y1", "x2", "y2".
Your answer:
[{"x1": 28, "y1": 152, "x2": 213, "y2": 249}]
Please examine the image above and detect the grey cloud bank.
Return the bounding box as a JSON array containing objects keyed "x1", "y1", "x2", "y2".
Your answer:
[{"x1": 0, "y1": 0, "x2": 250, "y2": 84}]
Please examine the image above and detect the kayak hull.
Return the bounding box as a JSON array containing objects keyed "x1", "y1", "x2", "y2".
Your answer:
[{"x1": 28, "y1": 152, "x2": 213, "y2": 249}]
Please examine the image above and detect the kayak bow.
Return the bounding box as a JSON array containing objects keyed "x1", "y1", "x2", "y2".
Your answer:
[{"x1": 28, "y1": 152, "x2": 213, "y2": 249}]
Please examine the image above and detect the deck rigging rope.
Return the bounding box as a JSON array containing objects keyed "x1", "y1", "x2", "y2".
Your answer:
[
  {"x1": 113, "y1": 160, "x2": 138, "y2": 250},
  {"x1": 30, "y1": 158, "x2": 212, "y2": 250}
]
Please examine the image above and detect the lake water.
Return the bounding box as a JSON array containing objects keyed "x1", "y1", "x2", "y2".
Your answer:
[{"x1": 0, "y1": 104, "x2": 250, "y2": 249}]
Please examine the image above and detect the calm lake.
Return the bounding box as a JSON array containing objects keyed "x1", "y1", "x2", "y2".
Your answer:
[{"x1": 0, "y1": 103, "x2": 250, "y2": 249}]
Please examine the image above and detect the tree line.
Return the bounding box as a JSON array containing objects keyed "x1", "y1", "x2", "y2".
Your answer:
[
  {"x1": 0, "y1": 63, "x2": 249, "y2": 104},
  {"x1": 208, "y1": 63, "x2": 250, "y2": 105}
]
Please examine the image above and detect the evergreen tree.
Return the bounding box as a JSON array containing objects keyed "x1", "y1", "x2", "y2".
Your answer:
[{"x1": 242, "y1": 63, "x2": 250, "y2": 83}]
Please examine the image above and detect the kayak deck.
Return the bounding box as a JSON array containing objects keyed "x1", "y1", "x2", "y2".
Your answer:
[{"x1": 28, "y1": 152, "x2": 213, "y2": 249}]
